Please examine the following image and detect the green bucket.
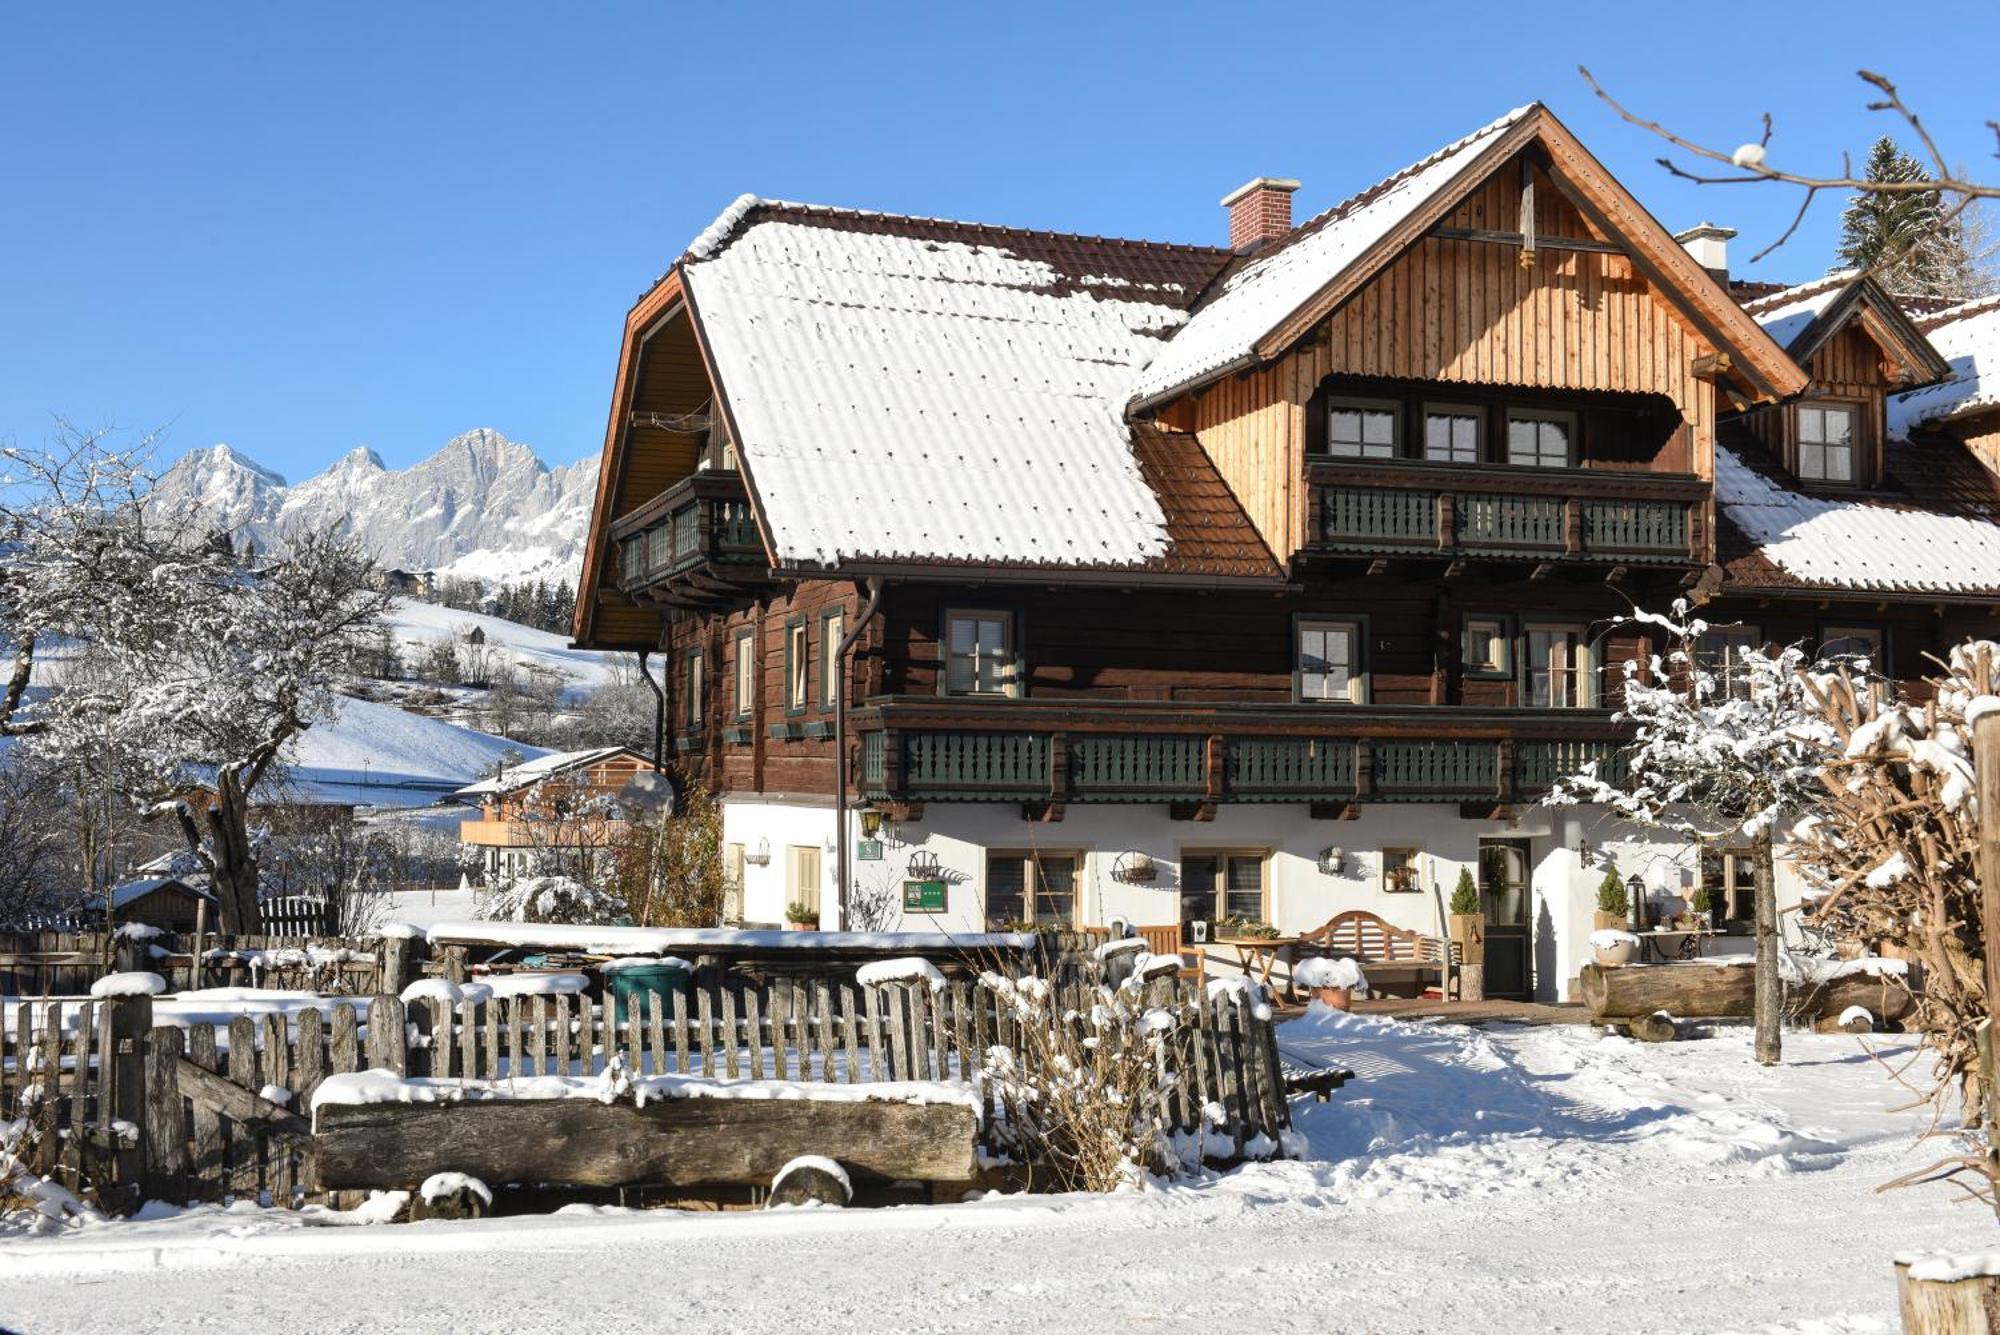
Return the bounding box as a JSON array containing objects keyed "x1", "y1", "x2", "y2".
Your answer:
[{"x1": 603, "y1": 959, "x2": 691, "y2": 1023}]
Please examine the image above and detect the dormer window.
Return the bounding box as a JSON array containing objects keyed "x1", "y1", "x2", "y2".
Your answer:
[
  {"x1": 1796, "y1": 403, "x2": 1856, "y2": 484},
  {"x1": 1325, "y1": 398, "x2": 1398, "y2": 459}
]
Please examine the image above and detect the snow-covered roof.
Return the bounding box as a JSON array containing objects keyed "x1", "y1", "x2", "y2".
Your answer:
[
  {"x1": 94, "y1": 877, "x2": 214, "y2": 911},
  {"x1": 1715, "y1": 445, "x2": 2000, "y2": 594},
  {"x1": 1740, "y1": 272, "x2": 1856, "y2": 352},
  {"x1": 453, "y1": 745, "x2": 645, "y2": 799},
  {"x1": 682, "y1": 201, "x2": 1233, "y2": 571},
  {"x1": 1893, "y1": 294, "x2": 2000, "y2": 437},
  {"x1": 1127, "y1": 107, "x2": 1533, "y2": 406}
]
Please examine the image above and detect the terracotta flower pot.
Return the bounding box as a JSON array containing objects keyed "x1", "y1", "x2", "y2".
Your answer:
[
  {"x1": 1310, "y1": 985, "x2": 1354, "y2": 1012},
  {"x1": 785, "y1": 920, "x2": 814, "y2": 932}
]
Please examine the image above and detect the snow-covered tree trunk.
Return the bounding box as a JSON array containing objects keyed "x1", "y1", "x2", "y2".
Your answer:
[{"x1": 1753, "y1": 833, "x2": 1781, "y2": 1065}]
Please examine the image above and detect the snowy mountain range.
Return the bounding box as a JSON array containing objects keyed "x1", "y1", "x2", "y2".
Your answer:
[{"x1": 148, "y1": 428, "x2": 598, "y2": 586}]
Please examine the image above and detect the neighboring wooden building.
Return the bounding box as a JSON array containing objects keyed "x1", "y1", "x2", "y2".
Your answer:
[
  {"x1": 92, "y1": 877, "x2": 215, "y2": 934},
  {"x1": 455, "y1": 747, "x2": 661, "y2": 880},
  {"x1": 572, "y1": 103, "x2": 2000, "y2": 1000}
]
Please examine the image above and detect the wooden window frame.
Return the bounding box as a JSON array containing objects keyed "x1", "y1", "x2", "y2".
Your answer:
[
  {"x1": 982, "y1": 849, "x2": 1085, "y2": 930},
  {"x1": 819, "y1": 607, "x2": 845, "y2": 712},
  {"x1": 1292, "y1": 613, "x2": 1369, "y2": 704},
  {"x1": 1461, "y1": 613, "x2": 1513, "y2": 679},
  {"x1": 1504, "y1": 407, "x2": 1579, "y2": 469},
  {"x1": 732, "y1": 627, "x2": 756, "y2": 721},
  {"x1": 1820, "y1": 624, "x2": 1885, "y2": 671},
  {"x1": 786, "y1": 844, "x2": 823, "y2": 918},
  {"x1": 1421, "y1": 401, "x2": 1485, "y2": 465},
  {"x1": 1381, "y1": 847, "x2": 1425, "y2": 895},
  {"x1": 1321, "y1": 395, "x2": 1402, "y2": 461},
  {"x1": 1179, "y1": 848, "x2": 1270, "y2": 926},
  {"x1": 684, "y1": 649, "x2": 705, "y2": 731},
  {"x1": 1794, "y1": 399, "x2": 1864, "y2": 487},
  {"x1": 1695, "y1": 623, "x2": 1763, "y2": 699},
  {"x1": 783, "y1": 616, "x2": 809, "y2": 717},
  {"x1": 941, "y1": 608, "x2": 1019, "y2": 699},
  {"x1": 1520, "y1": 621, "x2": 1600, "y2": 709}
]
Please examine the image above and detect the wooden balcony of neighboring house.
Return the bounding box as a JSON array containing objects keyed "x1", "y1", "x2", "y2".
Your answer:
[
  {"x1": 851, "y1": 696, "x2": 1630, "y2": 816},
  {"x1": 458, "y1": 815, "x2": 629, "y2": 849},
  {"x1": 1304, "y1": 459, "x2": 1710, "y2": 571},
  {"x1": 609, "y1": 469, "x2": 769, "y2": 609}
]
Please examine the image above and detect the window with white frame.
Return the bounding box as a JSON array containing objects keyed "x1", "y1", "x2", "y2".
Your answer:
[
  {"x1": 819, "y1": 609, "x2": 844, "y2": 711},
  {"x1": 684, "y1": 650, "x2": 705, "y2": 729},
  {"x1": 1325, "y1": 399, "x2": 1399, "y2": 459},
  {"x1": 733, "y1": 629, "x2": 755, "y2": 718},
  {"x1": 1797, "y1": 403, "x2": 1857, "y2": 483},
  {"x1": 1506, "y1": 410, "x2": 1574, "y2": 469},
  {"x1": 1296, "y1": 618, "x2": 1364, "y2": 703},
  {"x1": 1462, "y1": 616, "x2": 1510, "y2": 676},
  {"x1": 984, "y1": 851, "x2": 1078, "y2": 929},
  {"x1": 1524, "y1": 623, "x2": 1597, "y2": 708},
  {"x1": 944, "y1": 610, "x2": 1014, "y2": 697},
  {"x1": 1423, "y1": 406, "x2": 1482, "y2": 464},
  {"x1": 1180, "y1": 851, "x2": 1266, "y2": 929},
  {"x1": 785, "y1": 620, "x2": 808, "y2": 714}
]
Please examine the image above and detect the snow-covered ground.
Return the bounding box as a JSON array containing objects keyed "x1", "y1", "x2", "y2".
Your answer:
[
  {"x1": 278, "y1": 693, "x2": 543, "y2": 808},
  {"x1": 0, "y1": 1013, "x2": 1982, "y2": 1334}
]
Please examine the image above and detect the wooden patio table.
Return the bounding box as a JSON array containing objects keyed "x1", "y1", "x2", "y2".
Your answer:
[{"x1": 1214, "y1": 935, "x2": 1303, "y2": 1001}]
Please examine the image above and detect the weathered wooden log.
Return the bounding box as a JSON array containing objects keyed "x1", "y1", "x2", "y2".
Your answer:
[
  {"x1": 1580, "y1": 962, "x2": 1915, "y2": 1024},
  {"x1": 315, "y1": 1095, "x2": 977, "y2": 1192},
  {"x1": 1627, "y1": 1010, "x2": 1678, "y2": 1043},
  {"x1": 1896, "y1": 1260, "x2": 2000, "y2": 1333},
  {"x1": 1816, "y1": 1007, "x2": 1875, "y2": 1035},
  {"x1": 175, "y1": 1058, "x2": 315, "y2": 1145}
]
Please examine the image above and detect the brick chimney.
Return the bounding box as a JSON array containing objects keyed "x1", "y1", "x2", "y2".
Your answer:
[
  {"x1": 1222, "y1": 177, "x2": 1301, "y2": 251},
  {"x1": 1673, "y1": 222, "x2": 1736, "y2": 285}
]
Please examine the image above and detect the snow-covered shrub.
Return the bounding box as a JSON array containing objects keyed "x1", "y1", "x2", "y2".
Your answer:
[
  {"x1": 475, "y1": 874, "x2": 626, "y2": 925},
  {"x1": 1792, "y1": 641, "x2": 1999, "y2": 1197},
  {"x1": 976, "y1": 972, "x2": 1190, "y2": 1192}
]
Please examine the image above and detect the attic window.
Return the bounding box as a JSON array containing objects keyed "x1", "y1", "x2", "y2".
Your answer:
[
  {"x1": 1325, "y1": 398, "x2": 1398, "y2": 460},
  {"x1": 1797, "y1": 403, "x2": 1856, "y2": 484}
]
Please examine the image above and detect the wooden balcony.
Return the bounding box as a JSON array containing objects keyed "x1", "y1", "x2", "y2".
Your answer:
[
  {"x1": 610, "y1": 471, "x2": 768, "y2": 606},
  {"x1": 853, "y1": 697, "x2": 1628, "y2": 810},
  {"x1": 1305, "y1": 459, "x2": 1708, "y2": 566}
]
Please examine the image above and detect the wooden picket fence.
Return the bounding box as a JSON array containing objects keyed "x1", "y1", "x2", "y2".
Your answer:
[
  {"x1": 1, "y1": 971, "x2": 1291, "y2": 1213},
  {"x1": 0, "y1": 931, "x2": 388, "y2": 997}
]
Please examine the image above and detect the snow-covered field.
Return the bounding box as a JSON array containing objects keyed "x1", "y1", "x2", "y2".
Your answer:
[
  {"x1": 0, "y1": 1012, "x2": 1981, "y2": 1334},
  {"x1": 383, "y1": 598, "x2": 618, "y2": 700},
  {"x1": 279, "y1": 693, "x2": 541, "y2": 807}
]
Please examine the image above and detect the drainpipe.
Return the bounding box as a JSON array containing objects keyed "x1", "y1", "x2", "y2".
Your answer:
[
  {"x1": 834, "y1": 576, "x2": 886, "y2": 929},
  {"x1": 637, "y1": 649, "x2": 666, "y2": 773}
]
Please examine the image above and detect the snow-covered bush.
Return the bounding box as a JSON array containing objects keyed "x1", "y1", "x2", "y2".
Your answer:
[
  {"x1": 1792, "y1": 641, "x2": 1999, "y2": 1197},
  {"x1": 475, "y1": 874, "x2": 626, "y2": 925},
  {"x1": 977, "y1": 972, "x2": 1189, "y2": 1192}
]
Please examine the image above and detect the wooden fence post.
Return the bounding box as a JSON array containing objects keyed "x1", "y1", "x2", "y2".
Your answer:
[
  {"x1": 381, "y1": 934, "x2": 424, "y2": 997},
  {"x1": 105, "y1": 994, "x2": 152, "y2": 1215},
  {"x1": 143, "y1": 1025, "x2": 187, "y2": 1206},
  {"x1": 367, "y1": 996, "x2": 407, "y2": 1074}
]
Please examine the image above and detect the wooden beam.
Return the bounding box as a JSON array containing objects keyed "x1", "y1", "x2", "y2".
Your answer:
[
  {"x1": 1019, "y1": 800, "x2": 1065, "y2": 823},
  {"x1": 1429, "y1": 226, "x2": 1621, "y2": 255},
  {"x1": 176, "y1": 1058, "x2": 314, "y2": 1145},
  {"x1": 1169, "y1": 801, "x2": 1218, "y2": 823},
  {"x1": 1691, "y1": 352, "x2": 1735, "y2": 381}
]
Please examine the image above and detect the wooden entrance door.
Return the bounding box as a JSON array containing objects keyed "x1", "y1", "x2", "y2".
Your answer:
[{"x1": 1479, "y1": 839, "x2": 1533, "y2": 1000}]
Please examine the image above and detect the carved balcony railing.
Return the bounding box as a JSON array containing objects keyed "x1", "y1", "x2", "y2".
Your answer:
[
  {"x1": 1306, "y1": 459, "x2": 1708, "y2": 565},
  {"x1": 610, "y1": 471, "x2": 766, "y2": 596},
  {"x1": 851, "y1": 697, "x2": 1628, "y2": 808}
]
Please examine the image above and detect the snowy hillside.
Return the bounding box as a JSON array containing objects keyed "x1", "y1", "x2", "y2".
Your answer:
[
  {"x1": 383, "y1": 598, "x2": 619, "y2": 699},
  {"x1": 148, "y1": 429, "x2": 598, "y2": 587},
  {"x1": 277, "y1": 693, "x2": 545, "y2": 808}
]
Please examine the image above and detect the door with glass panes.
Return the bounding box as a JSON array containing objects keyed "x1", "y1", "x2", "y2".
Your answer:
[{"x1": 1478, "y1": 839, "x2": 1533, "y2": 1000}]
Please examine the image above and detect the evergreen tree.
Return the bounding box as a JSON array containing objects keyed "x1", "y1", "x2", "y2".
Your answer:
[{"x1": 1832, "y1": 137, "x2": 1991, "y2": 299}]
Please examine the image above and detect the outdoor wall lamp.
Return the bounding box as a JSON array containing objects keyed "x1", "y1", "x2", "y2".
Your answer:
[{"x1": 859, "y1": 807, "x2": 885, "y2": 838}]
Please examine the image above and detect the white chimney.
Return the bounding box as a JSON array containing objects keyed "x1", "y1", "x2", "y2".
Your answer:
[
  {"x1": 1673, "y1": 222, "x2": 1736, "y2": 282},
  {"x1": 1222, "y1": 177, "x2": 1301, "y2": 251}
]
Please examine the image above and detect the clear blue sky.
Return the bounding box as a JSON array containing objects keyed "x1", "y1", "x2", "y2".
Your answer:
[{"x1": 6, "y1": 2, "x2": 1997, "y2": 478}]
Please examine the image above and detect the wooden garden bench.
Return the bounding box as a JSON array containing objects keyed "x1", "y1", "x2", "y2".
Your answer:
[{"x1": 1295, "y1": 910, "x2": 1456, "y2": 999}]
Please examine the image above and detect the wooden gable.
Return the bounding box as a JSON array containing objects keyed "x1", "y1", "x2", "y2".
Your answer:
[{"x1": 1169, "y1": 150, "x2": 1736, "y2": 562}]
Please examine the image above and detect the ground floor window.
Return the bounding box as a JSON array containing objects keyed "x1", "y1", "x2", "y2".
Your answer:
[
  {"x1": 985, "y1": 851, "x2": 1078, "y2": 929},
  {"x1": 1181, "y1": 851, "x2": 1267, "y2": 930},
  {"x1": 1700, "y1": 846, "x2": 1760, "y2": 929},
  {"x1": 1381, "y1": 847, "x2": 1424, "y2": 895}
]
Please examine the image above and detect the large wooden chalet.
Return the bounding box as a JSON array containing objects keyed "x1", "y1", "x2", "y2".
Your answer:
[{"x1": 574, "y1": 103, "x2": 2000, "y2": 1001}]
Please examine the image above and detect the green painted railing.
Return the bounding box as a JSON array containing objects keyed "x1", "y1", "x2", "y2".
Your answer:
[
  {"x1": 904, "y1": 731, "x2": 1050, "y2": 794},
  {"x1": 1373, "y1": 740, "x2": 1498, "y2": 796},
  {"x1": 1456, "y1": 494, "x2": 1562, "y2": 547},
  {"x1": 1513, "y1": 738, "x2": 1629, "y2": 792},
  {"x1": 1322, "y1": 487, "x2": 1435, "y2": 544},
  {"x1": 1225, "y1": 736, "x2": 1356, "y2": 799},
  {"x1": 1069, "y1": 735, "x2": 1205, "y2": 798},
  {"x1": 1582, "y1": 498, "x2": 1686, "y2": 552}
]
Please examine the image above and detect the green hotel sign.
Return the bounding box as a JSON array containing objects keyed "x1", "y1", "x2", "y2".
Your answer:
[{"x1": 902, "y1": 879, "x2": 946, "y2": 913}]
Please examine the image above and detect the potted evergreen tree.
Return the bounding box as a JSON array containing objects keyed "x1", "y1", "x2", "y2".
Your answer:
[
  {"x1": 1448, "y1": 868, "x2": 1486, "y2": 1002},
  {"x1": 784, "y1": 901, "x2": 818, "y2": 932},
  {"x1": 1591, "y1": 869, "x2": 1638, "y2": 966}
]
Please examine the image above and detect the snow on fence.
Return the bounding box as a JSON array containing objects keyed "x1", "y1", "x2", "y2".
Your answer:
[
  {"x1": 1, "y1": 969, "x2": 1291, "y2": 1213},
  {"x1": 0, "y1": 930, "x2": 387, "y2": 997}
]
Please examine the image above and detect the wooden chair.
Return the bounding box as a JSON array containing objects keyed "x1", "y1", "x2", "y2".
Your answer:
[
  {"x1": 1295, "y1": 910, "x2": 1457, "y2": 999},
  {"x1": 1135, "y1": 922, "x2": 1205, "y2": 983}
]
